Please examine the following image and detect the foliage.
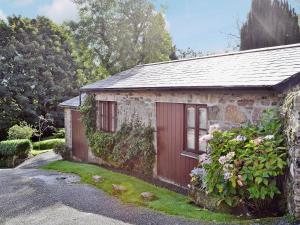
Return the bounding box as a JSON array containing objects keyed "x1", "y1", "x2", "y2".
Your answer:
[
  {"x1": 112, "y1": 122, "x2": 155, "y2": 175},
  {"x1": 176, "y1": 47, "x2": 203, "y2": 59},
  {"x1": 8, "y1": 122, "x2": 37, "y2": 140},
  {"x1": 64, "y1": 25, "x2": 109, "y2": 85},
  {"x1": 43, "y1": 160, "x2": 241, "y2": 224},
  {"x1": 191, "y1": 110, "x2": 287, "y2": 213},
  {"x1": 53, "y1": 128, "x2": 65, "y2": 139},
  {"x1": 0, "y1": 139, "x2": 31, "y2": 158},
  {"x1": 53, "y1": 142, "x2": 70, "y2": 159},
  {"x1": 80, "y1": 94, "x2": 156, "y2": 175},
  {"x1": 240, "y1": 0, "x2": 300, "y2": 50},
  {"x1": 79, "y1": 94, "x2": 97, "y2": 134},
  {"x1": 87, "y1": 122, "x2": 155, "y2": 175},
  {"x1": 0, "y1": 16, "x2": 79, "y2": 137},
  {"x1": 32, "y1": 139, "x2": 65, "y2": 150},
  {"x1": 69, "y1": 0, "x2": 173, "y2": 74},
  {"x1": 88, "y1": 131, "x2": 114, "y2": 160}
]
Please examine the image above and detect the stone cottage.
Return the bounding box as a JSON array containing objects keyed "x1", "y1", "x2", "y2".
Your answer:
[{"x1": 60, "y1": 43, "x2": 300, "y2": 217}]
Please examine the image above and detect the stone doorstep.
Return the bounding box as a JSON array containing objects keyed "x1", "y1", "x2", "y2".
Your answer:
[
  {"x1": 92, "y1": 175, "x2": 103, "y2": 183},
  {"x1": 140, "y1": 192, "x2": 157, "y2": 201},
  {"x1": 112, "y1": 184, "x2": 127, "y2": 194}
]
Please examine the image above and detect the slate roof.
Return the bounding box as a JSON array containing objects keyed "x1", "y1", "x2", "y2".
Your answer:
[
  {"x1": 59, "y1": 94, "x2": 86, "y2": 108},
  {"x1": 81, "y1": 43, "x2": 300, "y2": 91}
]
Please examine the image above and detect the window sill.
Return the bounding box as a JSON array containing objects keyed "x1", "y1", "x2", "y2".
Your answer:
[{"x1": 180, "y1": 151, "x2": 199, "y2": 160}]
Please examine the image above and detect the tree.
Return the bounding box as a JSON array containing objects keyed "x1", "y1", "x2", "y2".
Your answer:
[
  {"x1": 169, "y1": 45, "x2": 178, "y2": 60},
  {"x1": 177, "y1": 47, "x2": 203, "y2": 59},
  {"x1": 0, "y1": 16, "x2": 79, "y2": 138},
  {"x1": 69, "y1": 0, "x2": 173, "y2": 74},
  {"x1": 65, "y1": 25, "x2": 109, "y2": 85},
  {"x1": 240, "y1": 0, "x2": 300, "y2": 50}
]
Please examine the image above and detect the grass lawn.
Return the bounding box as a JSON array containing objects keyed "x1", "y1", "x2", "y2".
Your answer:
[
  {"x1": 30, "y1": 149, "x2": 52, "y2": 156},
  {"x1": 41, "y1": 160, "x2": 285, "y2": 224}
]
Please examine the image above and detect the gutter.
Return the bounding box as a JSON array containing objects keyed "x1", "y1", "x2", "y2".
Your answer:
[{"x1": 80, "y1": 85, "x2": 276, "y2": 93}]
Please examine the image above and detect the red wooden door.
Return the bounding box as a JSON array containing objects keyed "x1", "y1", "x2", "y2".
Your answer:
[
  {"x1": 71, "y1": 110, "x2": 89, "y2": 161},
  {"x1": 156, "y1": 103, "x2": 198, "y2": 186}
]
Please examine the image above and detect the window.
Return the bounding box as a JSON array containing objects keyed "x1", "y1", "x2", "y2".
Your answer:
[
  {"x1": 184, "y1": 104, "x2": 208, "y2": 154},
  {"x1": 97, "y1": 101, "x2": 117, "y2": 132}
]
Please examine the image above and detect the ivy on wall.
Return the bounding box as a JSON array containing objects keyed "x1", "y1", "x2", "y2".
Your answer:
[
  {"x1": 281, "y1": 90, "x2": 300, "y2": 145},
  {"x1": 80, "y1": 94, "x2": 156, "y2": 176}
]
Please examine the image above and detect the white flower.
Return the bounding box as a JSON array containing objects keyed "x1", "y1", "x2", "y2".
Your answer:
[
  {"x1": 200, "y1": 134, "x2": 213, "y2": 142},
  {"x1": 218, "y1": 156, "x2": 227, "y2": 165},
  {"x1": 208, "y1": 124, "x2": 220, "y2": 134},
  {"x1": 224, "y1": 172, "x2": 233, "y2": 180},
  {"x1": 264, "y1": 135, "x2": 274, "y2": 140},
  {"x1": 226, "y1": 152, "x2": 235, "y2": 160},
  {"x1": 235, "y1": 135, "x2": 247, "y2": 142}
]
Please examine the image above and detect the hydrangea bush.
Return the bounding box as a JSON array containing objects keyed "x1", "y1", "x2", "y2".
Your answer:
[{"x1": 190, "y1": 109, "x2": 287, "y2": 212}]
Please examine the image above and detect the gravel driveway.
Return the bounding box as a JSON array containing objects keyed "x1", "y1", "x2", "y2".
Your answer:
[
  {"x1": 0, "y1": 152, "x2": 294, "y2": 225},
  {"x1": 0, "y1": 152, "x2": 214, "y2": 225}
]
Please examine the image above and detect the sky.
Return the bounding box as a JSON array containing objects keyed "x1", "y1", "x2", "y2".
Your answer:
[{"x1": 0, "y1": 0, "x2": 300, "y2": 53}]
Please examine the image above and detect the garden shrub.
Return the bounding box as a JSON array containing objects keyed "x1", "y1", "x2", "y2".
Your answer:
[
  {"x1": 0, "y1": 139, "x2": 32, "y2": 167},
  {"x1": 53, "y1": 128, "x2": 65, "y2": 138},
  {"x1": 0, "y1": 139, "x2": 32, "y2": 158},
  {"x1": 8, "y1": 122, "x2": 37, "y2": 140},
  {"x1": 33, "y1": 138, "x2": 65, "y2": 150},
  {"x1": 53, "y1": 142, "x2": 70, "y2": 159},
  {"x1": 190, "y1": 109, "x2": 287, "y2": 216}
]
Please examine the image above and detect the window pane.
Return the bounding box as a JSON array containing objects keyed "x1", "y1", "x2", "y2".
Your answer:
[
  {"x1": 199, "y1": 130, "x2": 207, "y2": 152},
  {"x1": 187, "y1": 107, "x2": 195, "y2": 128},
  {"x1": 187, "y1": 128, "x2": 195, "y2": 149},
  {"x1": 199, "y1": 108, "x2": 207, "y2": 129}
]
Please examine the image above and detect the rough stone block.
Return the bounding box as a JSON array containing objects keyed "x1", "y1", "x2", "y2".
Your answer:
[
  {"x1": 208, "y1": 105, "x2": 221, "y2": 120},
  {"x1": 237, "y1": 99, "x2": 254, "y2": 106},
  {"x1": 112, "y1": 184, "x2": 127, "y2": 194},
  {"x1": 92, "y1": 175, "x2": 103, "y2": 183},
  {"x1": 260, "y1": 100, "x2": 270, "y2": 106},
  {"x1": 252, "y1": 108, "x2": 262, "y2": 122},
  {"x1": 140, "y1": 192, "x2": 157, "y2": 201},
  {"x1": 225, "y1": 105, "x2": 247, "y2": 124}
]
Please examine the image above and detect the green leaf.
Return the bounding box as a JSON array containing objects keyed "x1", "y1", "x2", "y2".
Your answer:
[{"x1": 255, "y1": 177, "x2": 263, "y2": 184}]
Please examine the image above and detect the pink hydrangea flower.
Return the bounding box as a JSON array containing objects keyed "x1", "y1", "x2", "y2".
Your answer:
[
  {"x1": 199, "y1": 154, "x2": 211, "y2": 165},
  {"x1": 208, "y1": 124, "x2": 220, "y2": 134},
  {"x1": 218, "y1": 156, "x2": 227, "y2": 165},
  {"x1": 200, "y1": 134, "x2": 213, "y2": 142}
]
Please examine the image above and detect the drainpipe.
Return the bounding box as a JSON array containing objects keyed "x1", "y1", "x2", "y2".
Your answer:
[{"x1": 79, "y1": 90, "x2": 82, "y2": 106}]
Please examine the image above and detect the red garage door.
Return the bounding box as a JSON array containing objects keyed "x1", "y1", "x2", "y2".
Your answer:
[
  {"x1": 71, "y1": 110, "x2": 89, "y2": 161},
  {"x1": 156, "y1": 103, "x2": 198, "y2": 187}
]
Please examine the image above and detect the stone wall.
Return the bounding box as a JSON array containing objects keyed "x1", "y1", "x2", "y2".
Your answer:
[
  {"x1": 95, "y1": 89, "x2": 279, "y2": 131},
  {"x1": 283, "y1": 91, "x2": 300, "y2": 218},
  {"x1": 94, "y1": 89, "x2": 279, "y2": 177},
  {"x1": 64, "y1": 108, "x2": 72, "y2": 150}
]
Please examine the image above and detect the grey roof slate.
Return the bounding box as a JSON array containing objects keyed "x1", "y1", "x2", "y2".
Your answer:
[
  {"x1": 81, "y1": 44, "x2": 300, "y2": 91},
  {"x1": 59, "y1": 94, "x2": 86, "y2": 108}
]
